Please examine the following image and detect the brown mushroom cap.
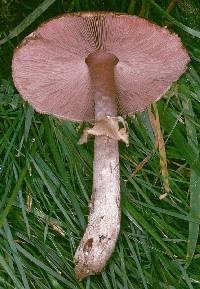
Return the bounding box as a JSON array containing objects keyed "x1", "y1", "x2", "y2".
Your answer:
[{"x1": 12, "y1": 12, "x2": 189, "y2": 122}]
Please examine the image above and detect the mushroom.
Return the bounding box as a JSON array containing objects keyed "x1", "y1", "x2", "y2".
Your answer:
[{"x1": 12, "y1": 12, "x2": 189, "y2": 280}]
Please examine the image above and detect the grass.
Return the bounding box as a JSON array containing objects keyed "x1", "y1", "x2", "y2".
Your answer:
[{"x1": 0, "y1": 0, "x2": 200, "y2": 288}]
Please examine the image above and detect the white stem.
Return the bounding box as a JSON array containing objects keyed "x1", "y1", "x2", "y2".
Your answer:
[
  {"x1": 74, "y1": 51, "x2": 120, "y2": 280},
  {"x1": 74, "y1": 134, "x2": 120, "y2": 279}
]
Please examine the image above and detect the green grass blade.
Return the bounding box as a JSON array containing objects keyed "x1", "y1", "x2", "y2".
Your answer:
[
  {"x1": 44, "y1": 118, "x2": 85, "y2": 229},
  {"x1": 182, "y1": 85, "x2": 200, "y2": 267},
  {"x1": 30, "y1": 156, "x2": 78, "y2": 233},
  {"x1": 24, "y1": 106, "x2": 34, "y2": 141},
  {"x1": 3, "y1": 220, "x2": 30, "y2": 289},
  {"x1": 124, "y1": 203, "x2": 173, "y2": 257},
  {"x1": 176, "y1": 262, "x2": 194, "y2": 289},
  {"x1": 149, "y1": 0, "x2": 200, "y2": 38},
  {"x1": 0, "y1": 166, "x2": 27, "y2": 230},
  {"x1": 124, "y1": 233, "x2": 148, "y2": 289},
  {"x1": 0, "y1": 254, "x2": 24, "y2": 289},
  {"x1": 16, "y1": 244, "x2": 77, "y2": 289},
  {"x1": 0, "y1": 0, "x2": 57, "y2": 46}
]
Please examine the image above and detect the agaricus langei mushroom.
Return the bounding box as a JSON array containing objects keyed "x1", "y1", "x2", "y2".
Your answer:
[{"x1": 12, "y1": 12, "x2": 189, "y2": 280}]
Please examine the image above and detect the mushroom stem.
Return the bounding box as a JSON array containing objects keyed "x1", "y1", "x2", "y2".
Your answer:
[{"x1": 74, "y1": 51, "x2": 120, "y2": 280}]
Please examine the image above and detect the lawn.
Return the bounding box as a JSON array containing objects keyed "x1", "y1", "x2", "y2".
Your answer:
[{"x1": 0, "y1": 0, "x2": 200, "y2": 288}]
